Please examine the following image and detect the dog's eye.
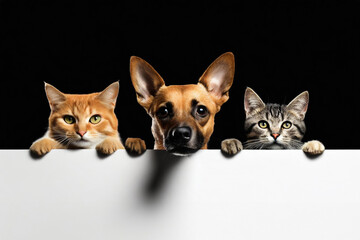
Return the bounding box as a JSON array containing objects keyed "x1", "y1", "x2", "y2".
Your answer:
[
  {"x1": 157, "y1": 107, "x2": 169, "y2": 119},
  {"x1": 196, "y1": 105, "x2": 208, "y2": 117}
]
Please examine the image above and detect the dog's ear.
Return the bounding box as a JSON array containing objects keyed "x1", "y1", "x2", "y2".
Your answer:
[
  {"x1": 198, "y1": 52, "x2": 235, "y2": 107},
  {"x1": 130, "y1": 56, "x2": 165, "y2": 110}
]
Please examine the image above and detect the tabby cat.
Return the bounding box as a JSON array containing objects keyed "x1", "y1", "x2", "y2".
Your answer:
[
  {"x1": 30, "y1": 82, "x2": 146, "y2": 156},
  {"x1": 221, "y1": 87, "x2": 325, "y2": 155}
]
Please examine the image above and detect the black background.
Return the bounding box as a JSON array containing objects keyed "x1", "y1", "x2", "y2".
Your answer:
[{"x1": 1, "y1": 0, "x2": 359, "y2": 149}]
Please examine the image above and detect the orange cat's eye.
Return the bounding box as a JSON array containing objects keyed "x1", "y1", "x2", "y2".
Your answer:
[
  {"x1": 63, "y1": 115, "x2": 75, "y2": 124},
  {"x1": 89, "y1": 115, "x2": 101, "y2": 124}
]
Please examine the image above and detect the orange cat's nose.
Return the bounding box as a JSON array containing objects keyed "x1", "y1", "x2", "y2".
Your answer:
[{"x1": 77, "y1": 131, "x2": 87, "y2": 137}]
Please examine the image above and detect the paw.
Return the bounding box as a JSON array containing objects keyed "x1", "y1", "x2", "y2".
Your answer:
[
  {"x1": 221, "y1": 138, "x2": 243, "y2": 155},
  {"x1": 302, "y1": 140, "x2": 325, "y2": 155},
  {"x1": 96, "y1": 138, "x2": 124, "y2": 155},
  {"x1": 30, "y1": 138, "x2": 57, "y2": 156},
  {"x1": 125, "y1": 138, "x2": 146, "y2": 155}
]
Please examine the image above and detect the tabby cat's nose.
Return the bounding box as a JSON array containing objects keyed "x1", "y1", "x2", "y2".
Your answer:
[
  {"x1": 271, "y1": 133, "x2": 280, "y2": 140},
  {"x1": 77, "y1": 131, "x2": 87, "y2": 137}
]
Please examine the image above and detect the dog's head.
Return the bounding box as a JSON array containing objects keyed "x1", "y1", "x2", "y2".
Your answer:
[{"x1": 130, "y1": 52, "x2": 235, "y2": 155}]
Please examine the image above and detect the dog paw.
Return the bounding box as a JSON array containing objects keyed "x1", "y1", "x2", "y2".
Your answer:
[
  {"x1": 96, "y1": 138, "x2": 124, "y2": 155},
  {"x1": 221, "y1": 138, "x2": 243, "y2": 155},
  {"x1": 30, "y1": 138, "x2": 57, "y2": 156},
  {"x1": 302, "y1": 140, "x2": 325, "y2": 155},
  {"x1": 125, "y1": 138, "x2": 146, "y2": 155}
]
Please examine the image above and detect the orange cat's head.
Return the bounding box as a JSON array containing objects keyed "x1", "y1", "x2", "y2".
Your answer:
[{"x1": 45, "y1": 82, "x2": 120, "y2": 148}]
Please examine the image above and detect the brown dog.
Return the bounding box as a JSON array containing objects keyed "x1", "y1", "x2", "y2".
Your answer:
[{"x1": 130, "y1": 52, "x2": 235, "y2": 155}]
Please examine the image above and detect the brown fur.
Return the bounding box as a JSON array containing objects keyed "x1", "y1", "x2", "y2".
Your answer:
[{"x1": 130, "y1": 52, "x2": 235, "y2": 155}]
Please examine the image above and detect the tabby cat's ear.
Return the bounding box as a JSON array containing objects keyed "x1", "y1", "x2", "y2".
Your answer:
[
  {"x1": 96, "y1": 81, "x2": 119, "y2": 107},
  {"x1": 286, "y1": 91, "x2": 309, "y2": 120},
  {"x1": 244, "y1": 87, "x2": 265, "y2": 117},
  {"x1": 45, "y1": 83, "x2": 66, "y2": 110}
]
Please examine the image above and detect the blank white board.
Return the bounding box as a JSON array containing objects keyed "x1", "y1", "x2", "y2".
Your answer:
[{"x1": 0, "y1": 149, "x2": 360, "y2": 240}]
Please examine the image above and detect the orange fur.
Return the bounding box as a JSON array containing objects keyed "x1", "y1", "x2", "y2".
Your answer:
[
  {"x1": 30, "y1": 82, "x2": 125, "y2": 156},
  {"x1": 48, "y1": 93, "x2": 120, "y2": 140}
]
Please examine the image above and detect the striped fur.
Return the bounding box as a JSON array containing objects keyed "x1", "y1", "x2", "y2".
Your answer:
[{"x1": 244, "y1": 88, "x2": 308, "y2": 149}]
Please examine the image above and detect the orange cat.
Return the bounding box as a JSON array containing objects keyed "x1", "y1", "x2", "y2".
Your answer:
[{"x1": 30, "y1": 82, "x2": 146, "y2": 156}]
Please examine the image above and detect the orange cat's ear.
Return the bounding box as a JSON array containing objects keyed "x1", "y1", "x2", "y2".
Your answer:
[
  {"x1": 96, "y1": 81, "x2": 119, "y2": 107},
  {"x1": 45, "y1": 82, "x2": 66, "y2": 110}
]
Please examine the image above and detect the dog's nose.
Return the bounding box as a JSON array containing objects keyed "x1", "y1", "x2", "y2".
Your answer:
[{"x1": 170, "y1": 127, "x2": 192, "y2": 144}]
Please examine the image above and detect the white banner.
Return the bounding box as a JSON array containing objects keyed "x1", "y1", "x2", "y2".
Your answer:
[{"x1": 0, "y1": 150, "x2": 359, "y2": 240}]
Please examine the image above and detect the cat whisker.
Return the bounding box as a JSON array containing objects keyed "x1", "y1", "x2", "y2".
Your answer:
[
  {"x1": 282, "y1": 139, "x2": 304, "y2": 149},
  {"x1": 259, "y1": 143, "x2": 266, "y2": 149},
  {"x1": 244, "y1": 139, "x2": 263, "y2": 143},
  {"x1": 244, "y1": 139, "x2": 269, "y2": 149},
  {"x1": 54, "y1": 137, "x2": 71, "y2": 148},
  {"x1": 288, "y1": 141, "x2": 303, "y2": 149}
]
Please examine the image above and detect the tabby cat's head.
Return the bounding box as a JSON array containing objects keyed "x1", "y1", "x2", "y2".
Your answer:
[
  {"x1": 45, "y1": 82, "x2": 119, "y2": 148},
  {"x1": 244, "y1": 87, "x2": 309, "y2": 149}
]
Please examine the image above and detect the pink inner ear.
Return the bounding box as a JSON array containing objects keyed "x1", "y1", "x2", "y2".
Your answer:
[
  {"x1": 209, "y1": 72, "x2": 225, "y2": 94},
  {"x1": 243, "y1": 89, "x2": 266, "y2": 116},
  {"x1": 293, "y1": 100, "x2": 308, "y2": 117},
  {"x1": 132, "y1": 60, "x2": 165, "y2": 102},
  {"x1": 205, "y1": 66, "x2": 232, "y2": 98},
  {"x1": 136, "y1": 72, "x2": 155, "y2": 99},
  {"x1": 45, "y1": 85, "x2": 66, "y2": 108},
  {"x1": 303, "y1": 103, "x2": 308, "y2": 113},
  {"x1": 97, "y1": 83, "x2": 119, "y2": 107},
  {"x1": 198, "y1": 53, "x2": 234, "y2": 102},
  {"x1": 244, "y1": 99, "x2": 251, "y2": 113}
]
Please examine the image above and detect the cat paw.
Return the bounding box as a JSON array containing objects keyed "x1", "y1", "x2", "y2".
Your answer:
[
  {"x1": 302, "y1": 140, "x2": 325, "y2": 155},
  {"x1": 96, "y1": 138, "x2": 124, "y2": 155},
  {"x1": 125, "y1": 138, "x2": 146, "y2": 155},
  {"x1": 221, "y1": 138, "x2": 243, "y2": 155},
  {"x1": 30, "y1": 138, "x2": 57, "y2": 156}
]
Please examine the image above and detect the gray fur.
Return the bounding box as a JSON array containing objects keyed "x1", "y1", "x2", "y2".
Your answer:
[{"x1": 244, "y1": 88, "x2": 309, "y2": 149}]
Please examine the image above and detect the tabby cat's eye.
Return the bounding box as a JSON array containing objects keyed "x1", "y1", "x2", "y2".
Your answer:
[
  {"x1": 282, "y1": 121, "x2": 292, "y2": 129},
  {"x1": 258, "y1": 120, "x2": 268, "y2": 129},
  {"x1": 89, "y1": 115, "x2": 101, "y2": 124},
  {"x1": 64, "y1": 115, "x2": 75, "y2": 124}
]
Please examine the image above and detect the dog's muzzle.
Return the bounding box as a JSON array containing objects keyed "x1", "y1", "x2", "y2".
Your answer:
[
  {"x1": 169, "y1": 126, "x2": 192, "y2": 145},
  {"x1": 165, "y1": 126, "x2": 203, "y2": 155}
]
